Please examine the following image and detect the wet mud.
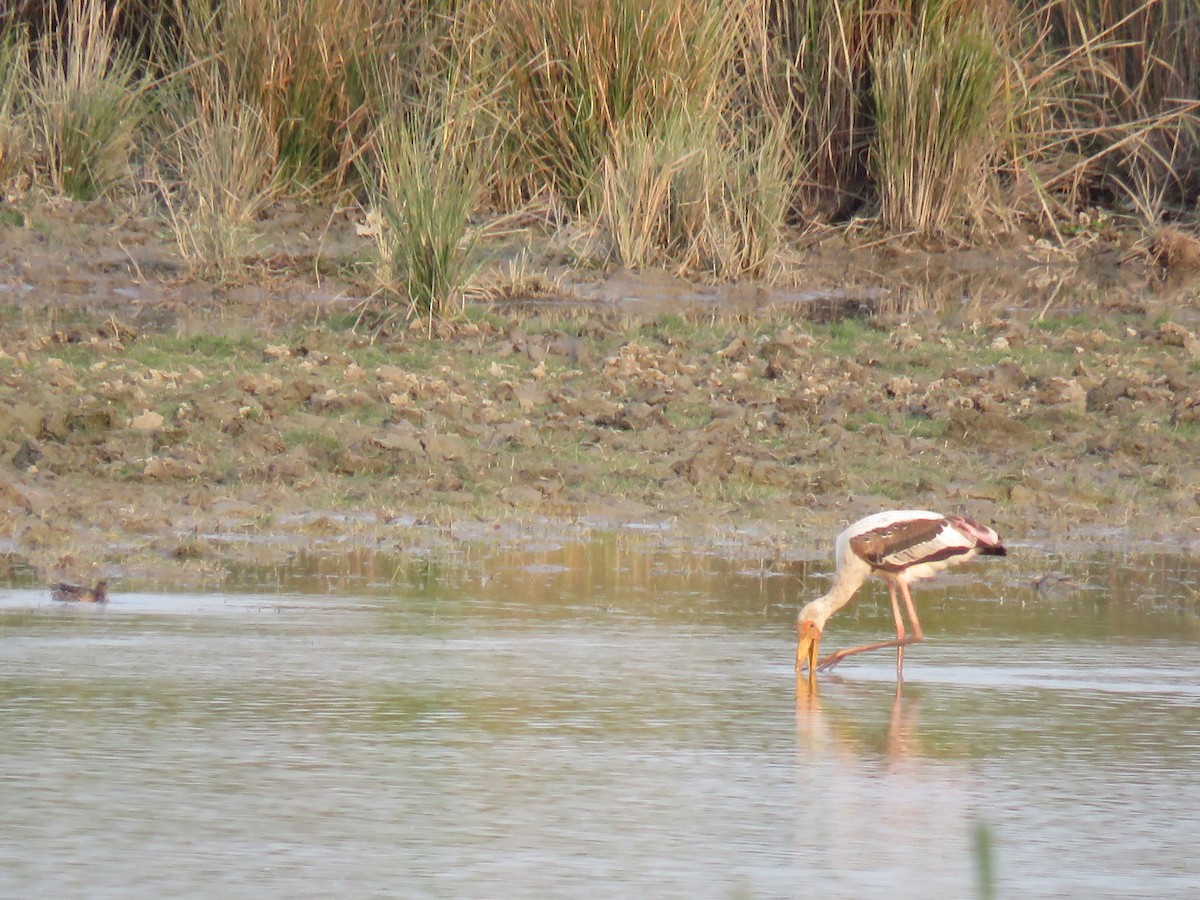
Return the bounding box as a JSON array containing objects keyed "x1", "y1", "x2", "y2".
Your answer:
[{"x1": 1, "y1": 197, "x2": 1199, "y2": 588}]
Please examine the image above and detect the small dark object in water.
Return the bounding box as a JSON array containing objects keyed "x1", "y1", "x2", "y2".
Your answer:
[
  {"x1": 50, "y1": 580, "x2": 109, "y2": 603},
  {"x1": 1033, "y1": 572, "x2": 1075, "y2": 595}
]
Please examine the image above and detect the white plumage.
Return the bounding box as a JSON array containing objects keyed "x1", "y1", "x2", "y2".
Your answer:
[{"x1": 796, "y1": 510, "x2": 1006, "y2": 686}]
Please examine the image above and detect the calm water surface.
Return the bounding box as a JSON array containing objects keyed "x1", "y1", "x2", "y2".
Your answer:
[{"x1": 2, "y1": 538, "x2": 1199, "y2": 898}]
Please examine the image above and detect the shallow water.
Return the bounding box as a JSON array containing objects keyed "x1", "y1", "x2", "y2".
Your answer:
[{"x1": 2, "y1": 538, "x2": 1199, "y2": 897}]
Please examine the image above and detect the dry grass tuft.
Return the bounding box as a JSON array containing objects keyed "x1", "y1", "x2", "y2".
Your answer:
[
  {"x1": 1149, "y1": 225, "x2": 1200, "y2": 272},
  {"x1": 871, "y1": 10, "x2": 1006, "y2": 235},
  {"x1": 173, "y1": 0, "x2": 419, "y2": 189},
  {"x1": 478, "y1": 0, "x2": 737, "y2": 207},
  {"x1": 363, "y1": 71, "x2": 493, "y2": 321},
  {"x1": 0, "y1": 25, "x2": 31, "y2": 190},
  {"x1": 154, "y1": 80, "x2": 279, "y2": 281},
  {"x1": 29, "y1": 0, "x2": 148, "y2": 199}
]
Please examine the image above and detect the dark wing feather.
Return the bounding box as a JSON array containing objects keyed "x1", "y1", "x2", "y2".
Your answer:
[{"x1": 849, "y1": 516, "x2": 973, "y2": 572}]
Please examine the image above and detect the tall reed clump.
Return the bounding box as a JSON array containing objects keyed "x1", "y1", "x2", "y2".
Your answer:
[
  {"x1": 29, "y1": 0, "x2": 149, "y2": 200},
  {"x1": 155, "y1": 76, "x2": 279, "y2": 280},
  {"x1": 0, "y1": 25, "x2": 31, "y2": 190},
  {"x1": 1038, "y1": 0, "x2": 1200, "y2": 209},
  {"x1": 714, "y1": 121, "x2": 794, "y2": 278},
  {"x1": 871, "y1": 9, "x2": 1006, "y2": 235},
  {"x1": 174, "y1": 0, "x2": 395, "y2": 189},
  {"x1": 595, "y1": 111, "x2": 793, "y2": 278},
  {"x1": 596, "y1": 113, "x2": 717, "y2": 272},
  {"x1": 363, "y1": 75, "x2": 492, "y2": 321},
  {"x1": 480, "y1": 0, "x2": 737, "y2": 207},
  {"x1": 762, "y1": 0, "x2": 896, "y2": 221}
]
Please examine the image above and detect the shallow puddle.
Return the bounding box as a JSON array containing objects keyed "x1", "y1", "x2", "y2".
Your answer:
[{"x1": 2, "y1": 537, "x2": 1199, "y2": 896}]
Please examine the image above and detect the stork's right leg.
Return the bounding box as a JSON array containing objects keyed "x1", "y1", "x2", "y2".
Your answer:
[{"x1": 887, "y1": 581, "x2": 908, "y2": 679}]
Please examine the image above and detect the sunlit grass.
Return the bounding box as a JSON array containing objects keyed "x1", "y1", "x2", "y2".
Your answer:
[
  {"x1": 871, "y1": 10, "x2": 1005, "y2": 235},
  {"x1": 596, "y1": 112, "x2": 717, "y2": 271},
  {"x1": 173, "y1": 0, "x2": 392, "y2": 188},
  {"x1": 479, "y1": 0, "x2": 737, "y2": 206},
  {"x1": 0, "y1": 0, "x2": 1195, "y2": 281}
]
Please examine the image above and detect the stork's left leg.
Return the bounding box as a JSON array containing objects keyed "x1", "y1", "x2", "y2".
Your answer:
[{"x1": 899, "y1": 581, "x2": 925, "y2": 642}]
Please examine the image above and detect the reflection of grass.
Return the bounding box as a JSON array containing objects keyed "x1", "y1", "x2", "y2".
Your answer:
[{"x1": 974, "y1": 820, "x2": 996, "y2": 900}]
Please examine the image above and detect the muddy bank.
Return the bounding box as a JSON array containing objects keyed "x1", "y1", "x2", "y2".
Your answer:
[{"x1": 1, "y1": 198, "x2": 1199, "y2": 588}]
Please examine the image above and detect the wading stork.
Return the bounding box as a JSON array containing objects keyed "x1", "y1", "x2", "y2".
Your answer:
[{"x1": 796, "y1": 510, "x2": 1006, "y2": 687}]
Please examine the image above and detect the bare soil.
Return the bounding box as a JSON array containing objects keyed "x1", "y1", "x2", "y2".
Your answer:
[{"x1": 2, "y1": 196, "x2": 1200, "y2": 589}]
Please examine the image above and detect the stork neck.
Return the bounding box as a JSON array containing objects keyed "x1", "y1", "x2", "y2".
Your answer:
[{"x1": 798, "y1": 568, "x2": 867, "y2": 629}]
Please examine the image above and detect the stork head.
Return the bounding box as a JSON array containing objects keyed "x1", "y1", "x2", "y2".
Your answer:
[{"x1": 796, "y1": 618, "x2": 821, "y2": 691}]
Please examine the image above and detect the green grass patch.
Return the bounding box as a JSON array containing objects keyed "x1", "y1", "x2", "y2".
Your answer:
[
  {"x1": 283, "y1": 427, "x2": 343, "y2": 452},
  {"x1": 903, "y1": 414, "x2": 948, "y2": 440},
  {"x1": 129, "y1": 334, "x2": 255, "y2": 366},
  {"x1": 816, "y1": 318, "x2": 872, "y2": 354},
  {"x1": 1030, "y1": 313, "x2": 1098, "y2": 333}
]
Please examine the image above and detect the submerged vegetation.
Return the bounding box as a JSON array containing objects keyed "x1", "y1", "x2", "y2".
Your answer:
[{"x1": 0, "y1": 0, "x2": 1196, "y2": 312}]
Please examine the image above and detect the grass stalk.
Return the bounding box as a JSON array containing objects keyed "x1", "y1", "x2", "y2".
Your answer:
[
  {"x1": 173, "y1": 0, "x2": 418, "y2": 190},
  {"x1": 596, "y1": 114, "x2": 713, "y2": 271},
  {"x1": 761, "y1": 0, "x2": 898, "y2": 221},
  {"x1": 481, "y1": 0, "x2": 737, "y2": 207},
  {"x1": 0, "y1": 24, "x2": 31, "y2": 190},
  {"x1": 712, "y1": 120, "x2": 794, "y2": 278}
]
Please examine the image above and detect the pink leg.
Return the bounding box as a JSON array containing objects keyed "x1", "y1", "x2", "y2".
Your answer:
[
  {"x1": 888, "y1": 581, "x2": 907, "y2": 679},
  {"x1": 900, "y1": 581, "x2": 925, "y2": 641},
  {"x1": 817, "y1": 581, "x2": 925, "y2": 676}
]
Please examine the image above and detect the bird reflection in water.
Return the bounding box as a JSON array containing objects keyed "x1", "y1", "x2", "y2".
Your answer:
[{"x1": 795, "y1": 681, "x2": 922, "y2": 764}]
